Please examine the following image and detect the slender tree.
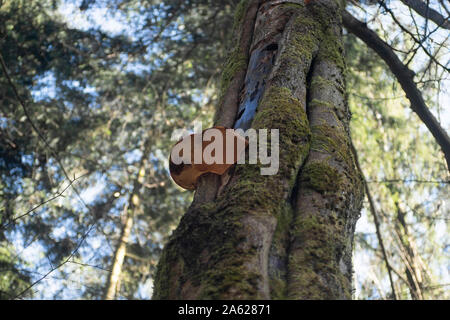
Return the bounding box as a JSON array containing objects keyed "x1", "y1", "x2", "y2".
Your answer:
[{"x1": 103, "y1": 141, "x2": 150, "y2": 300}]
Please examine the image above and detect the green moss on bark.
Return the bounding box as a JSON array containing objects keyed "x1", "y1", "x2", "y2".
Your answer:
[
  {"x1": 310, "y1": 75, "x2": 344, "y2": 93},
  {"x1": 218, "y1": 48, "x2": 247, "y2": 100},
  {"x1": 301, "y1": 161, "x2": 342, "y2": 193},
  {"x1": 283, "y1": 16, "x2": 319, "y2": 67},
  {"x1": 311, "y1": 124, "x2": 355, "y2": 176},
  {"x1": 153, "y1": 241, "x2": 185, "y2": 299},
  {"x1": 232, "y1": 0, "x2": 250, "y2": 31},
  {"x1": 276, "y1": 9, "x2": 320, "y2": 71},
  {"x1": 289, "y1": 213, "x2": 352, "y2": 299},
  {"x1": 253, "y1": 86, "x2": 311, "y2": 186},
  {"x1": 317, "y1": 29, "x2": 346, "y2": 72}
]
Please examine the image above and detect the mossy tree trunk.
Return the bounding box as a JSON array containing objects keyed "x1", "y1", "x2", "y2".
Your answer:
[{"x1": 153, "y1": 0, "x2": 364, "y2": 299}]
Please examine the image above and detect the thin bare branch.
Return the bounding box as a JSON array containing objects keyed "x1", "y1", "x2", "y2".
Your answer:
[
  {"x1": 0, "y1": 173, "x2": 88, "y2": 229},
  {"x1": 351, "y1": 142, "x2": 398, "y2": 300},
  {"x1": 399, "y1": 0, "x2": 450, "y2": 29},
  {"x1": 366, "y1": 179, "x2": 449, "y2": 184},
  {"x1": 13, "y1": 223, "x2": 97, "y2": 299},
  {"x1": 0, "y1": 52, "x2": 92, "y2": 210},
  {"x1": 378, "y1": 0, "x2": 450, "y2": 73}
]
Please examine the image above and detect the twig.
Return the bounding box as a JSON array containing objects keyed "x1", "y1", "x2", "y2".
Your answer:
[
  {"x1": 343, "y1": 11, "x2": 450, "y2": 170},
  {"x1": 378, "y1": 0, "x2": 450, "y2": 72},
  {"x1": 68, "y1": 260, "x2": 111, "y2": 273},
  {"x1": 367, "y1": 179, "x2": 449, "y2": 184},
  {"x1": 13, "y1": 223, "x2": 96, "y2": 299},
  {"x1": 0, "y1": 53, "x2": 101, "y2": 300},
  {"x1": 399, "y1": 0, "x2": 450, "y2": 30},
  {"x1": 0, "y1": 52, "x2": 92, "y2": 211},
  {"x1": 0, "y1": 173, "x2": 87, "y2": 229},
  {"x1": 351, "y1": 142, "x2": 398, "y2": 300}
]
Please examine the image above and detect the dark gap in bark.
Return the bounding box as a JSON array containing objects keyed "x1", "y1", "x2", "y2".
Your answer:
[
  {"x1": 236, "y1": 108, "x2": 245, "y2": 121},
  {"x1": 250, "y1": 80, "x2": 260, "y2": 101},
  {"x1": 265, "y1": 42, "x2": 278, "y2": 51},
  {"x1": 305, "y1": 56, "x2": 316, "y2": 121}
]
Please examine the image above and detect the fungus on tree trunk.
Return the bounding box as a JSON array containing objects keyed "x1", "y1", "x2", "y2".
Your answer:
[{"x1": 169, "y1": 126, "x2": 248, "y2": 190}]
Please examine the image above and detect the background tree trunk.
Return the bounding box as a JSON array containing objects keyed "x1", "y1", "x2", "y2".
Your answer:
[
  {"x1": 153, "y1": 0, "x2": 364, "y2": 299},
  {"x1": 104, "y1": 142, "x2": 150, "y2": 299},
  {"x1": 103, "y1": 202, "x2": 134, "y2": 300}
]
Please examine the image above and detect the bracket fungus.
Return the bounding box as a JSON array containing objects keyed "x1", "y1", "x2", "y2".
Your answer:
[{"x1": 169, "y1": 126, "x2": 248, "y2": 190}]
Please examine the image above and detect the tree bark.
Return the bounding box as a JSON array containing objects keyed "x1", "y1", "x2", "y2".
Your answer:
[{"x1": 153, "y1": 0, "x2": 363, "y2": 299}]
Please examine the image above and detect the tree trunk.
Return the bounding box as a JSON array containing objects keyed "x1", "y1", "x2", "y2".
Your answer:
[
  {"x1": 104, "y1": 143, "x2": 150, "y2": 300},
  {"x1": 104, "y1": 202, "x2": 134, "y2": 300},
  {"x1": 153, "y1": 0, "x2": 364, "y2": 300}
]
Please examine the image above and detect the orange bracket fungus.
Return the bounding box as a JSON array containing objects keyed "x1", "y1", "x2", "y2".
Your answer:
[{"x1": 169, "y1": 126, "x2": 248, "y2": 190}]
